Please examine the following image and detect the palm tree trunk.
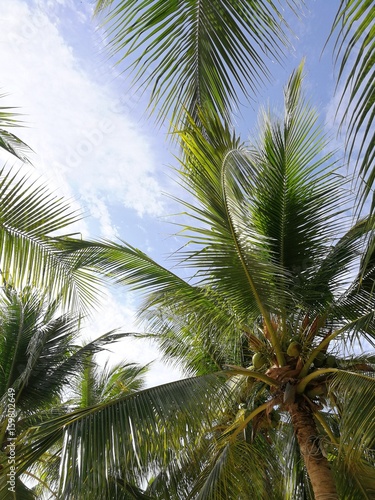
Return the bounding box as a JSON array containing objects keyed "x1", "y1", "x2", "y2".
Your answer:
[{"x1": 288, "y1": 399, "x2": 338, "y2": 500}]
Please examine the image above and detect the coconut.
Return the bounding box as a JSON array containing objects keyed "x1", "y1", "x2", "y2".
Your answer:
[
  {"x1": 326, "y1": 354, "x2": 337, "y2": 368},
  {"x1": 313, "y1": 351, "x2": 326, "y2": 368},
  {"x1": 252, "y1": 352, "x2": 266, "y2": 369},
  {"x1": 287, "y1": 341, "x2": 302, "y2": 358}
]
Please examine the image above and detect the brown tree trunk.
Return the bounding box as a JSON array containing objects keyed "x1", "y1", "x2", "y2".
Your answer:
[{"x1": 288, "y1": 399, "x2": 338, "y2": 500}]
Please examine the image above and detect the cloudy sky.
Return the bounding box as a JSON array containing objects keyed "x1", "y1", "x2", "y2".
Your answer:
[{"x1": 0, "y1": 0, "x2": 344, "y2": 385}]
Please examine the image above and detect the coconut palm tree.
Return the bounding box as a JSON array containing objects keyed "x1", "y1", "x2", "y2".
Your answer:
[
  {"x1": 12, "y1": 65, "x2": 375, "y2": 499},
  {"x1": 0, "y1": 285, "x2": 131, "y2": 498}
]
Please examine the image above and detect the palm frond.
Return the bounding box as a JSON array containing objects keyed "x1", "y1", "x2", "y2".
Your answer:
[
  {"x1": 191, "y1": 437, "x2": 284, "y2": 499},
  {"x1": 0, "y1": 93, "x2": 32, "y2": 162},
  {"x1": 10, "y1": 374, "x2": 233, "y2": 498},
  {"x1": 0, "y1": 287, "x2": 130, "y2": 418},
  {"x1": 0, "y1": 167, "x2": 104, "y2": 312},
  {"x1": 331, "y1": 1, "x2": 375, "y2": 213},
  {"x1": 328, "y1": 370, "x2": 375, "y2": 499},
  {"x1": 94, "y1": 0, "x2": 303, "y2": 129}
]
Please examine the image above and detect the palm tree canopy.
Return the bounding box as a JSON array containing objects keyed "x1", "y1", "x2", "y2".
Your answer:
[
  {"x1": 94, "y1": 0, "x2": 303, "y2": 129},
  {"x1": 10, "y1": 65, "x2": 375, "y2": 498}
]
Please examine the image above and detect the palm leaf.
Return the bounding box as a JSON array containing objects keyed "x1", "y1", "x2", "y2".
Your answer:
[
  {"x1": 330, "y1": 1, "x2": 375, "y2": 213},
  {"x1": 9, "y1": 374, "x2": 233, "y2": 498},
  {"x1": 0, "y1": 167, "x2": 104, "y2": 312},
  {"x1": 0, "y1": 93, "x2": 31, "y2": 162},
  {"x1": 94, "y1": 0, "x2": 303, "y2": 129},
  {"x1": 0, "y1": 287, "x2": 131, "y2": 419},
  {"x1": 328, "y1": 370, "x2": 375, "y2": 499}
]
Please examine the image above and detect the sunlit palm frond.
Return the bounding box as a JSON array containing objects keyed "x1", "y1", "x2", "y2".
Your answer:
[
  {"x1": 11, "y1": 374, "x2": 232, "y2": 498},
  {"x1": 94, "y1": 0, "x2": 303, "y2": 128},
  {"x1": 243, "y1": 62, "x2": 346, "y2": 305},
  {"x1": 30, "y1": 353, "x2": 149, "y2": 499},
  {"x1": 0, "y1": 167, "x2": 104, "y2": 312},
  {"x1": 0, "y1": 287, "x2": 129, "y2": 418},
  {"x1": 74, "y1": 358, "x2": 148, "y2": 407}
]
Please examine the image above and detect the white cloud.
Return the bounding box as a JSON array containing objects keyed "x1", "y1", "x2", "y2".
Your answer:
[
  {"x1": 84, "y1": 289, "x2": 182, "y2": 388},
  {"x1": 0, "y1": 0, "x2": 166, "y2": 236},
  {"x1": 0, "y1": 0, "x2": 183, "y2": 386}
]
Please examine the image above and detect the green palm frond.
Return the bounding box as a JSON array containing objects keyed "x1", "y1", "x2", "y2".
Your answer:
[
  {"x1": 30, "y1": 353, "x2": 149, "y2": 499},
  {"x1": 140, "y1": 282, "x2": 252, "y2": 376},
  {"x1": 74, "y1": 358, "x2": 148, "y2": 408},
  {"x1": 0, "y1": 93, "x2": 31, "y2": 162},
  {"x1": 274, "y1": 420, "x2": 314, "y2": 499},
  {"x1": 192, "y1": 438, "x2": 284, "y2": 499},
  {"x1": 10, "y1": 374, "x2": 232, "y2": 498},
  {"x1": 94, "y1": 0, "x2": 303, "y2": 128},
  {"x1": 0, "y1": 287, "x2": 129, "y2": 418},
  {"x1": 328, "y1": 370, "x2": 375, "y2": 499},
  {"x1": 0, "y1": 469, "x2": 35, "y2": 500},
  {"x1": 0, "y1": 167, "x2": 104, "y2": 312},
  {"x1": 331, "y1": 1, "x2": 375, "y2": 213}
]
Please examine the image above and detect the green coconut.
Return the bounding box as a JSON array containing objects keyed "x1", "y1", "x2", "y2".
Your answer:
[
  {"x1": 252, "y1": 352, "x2": 266, "y2": 369},
  {"x1": 326, "y1": 354, "x2": 337, "y2": 368},
  {"x1": 287, "y1": 341, "x2": 302, "y2": 358},
  {"x1": 313, "y1": 351, "x2": 326, "y2": 368}
]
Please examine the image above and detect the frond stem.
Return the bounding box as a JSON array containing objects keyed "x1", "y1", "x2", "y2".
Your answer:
[
  {"x1": 223, "y1": 365, "x2": 280, "y2": 387},
  {"x1": 297, "y1": 368, "x2": 340, "y2": 394},
  {"x1": 312, "y1": 410, "x2": 339, "y2": 446},
  {"x1": 221, "y1": 151, "x2": 285, "y2": 366},
  {"x1": 300, "y1": 314, "x2": 373, "y2": 378},
  {"x1": 229, "y1": 401, "x2": 271, "y2": 441}
]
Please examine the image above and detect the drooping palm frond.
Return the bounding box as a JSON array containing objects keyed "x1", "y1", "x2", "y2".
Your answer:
[
  {"x1": 30, "y1": 354, "x2": 149, "y2": 499},
  {"x1": 9, "y1": 373, "x2": 234, "y2": 499},
  {"x1": 94, "y1": 0, "x2": 303, "y2": 129},
  {"x1": 0, "y1": 93, "x2": 31, "y2": 162},
  {"x1": 331, "y1": 1, "x2": 375, "y2": 213},
  {"x1": 0, "y1": 167, "x2": 105, "y2": 312},
  {"x1": 191, "y1": 438, "x2": 284, "y2": 500},
  {"x1": 328, "y1": 370, "x2": 375, "y2": 499}
]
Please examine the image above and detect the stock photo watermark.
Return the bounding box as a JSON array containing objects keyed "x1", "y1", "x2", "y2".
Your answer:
[{"x1": 6, "y1": 388, "x2": 17, "y2": 493}]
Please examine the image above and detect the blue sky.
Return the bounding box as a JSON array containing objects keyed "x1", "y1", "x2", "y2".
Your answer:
[{"x1": 0, "y1": 0, "x2": 345, "y2": 385}]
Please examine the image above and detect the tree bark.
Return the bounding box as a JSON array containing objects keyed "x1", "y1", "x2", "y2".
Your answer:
[{"x1": 288, "y1": 399, "x2": 338, "y2": 500}]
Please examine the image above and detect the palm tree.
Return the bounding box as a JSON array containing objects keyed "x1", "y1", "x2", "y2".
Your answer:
[
  {"x1": 0, "y1": 285, "x2": 131, "y2": 497},
  {"x1": 13, "y1": 66, "x2": 375, "y2": 499}
]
